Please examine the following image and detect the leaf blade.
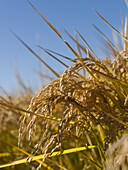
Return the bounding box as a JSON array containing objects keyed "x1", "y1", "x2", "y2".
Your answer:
[{"x1": 0, "y1": 146, "x2": 96, "y2": 169}]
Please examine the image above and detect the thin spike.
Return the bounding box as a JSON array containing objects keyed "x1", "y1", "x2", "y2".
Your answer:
[
  {"x1": 112, "y1": 32, "x2": 123, "y2": 51},
  {"x1": 75, "y1": 33, "x2": 86, "y2": 77},
  {"x1": 75, "y1": 33, "x2": 82, "y2": 58},
  {"x1": 64, "y1": 40, "x2": 80, "y2": 58},
  {"x1": 64, "y1": 29, "x2": 95, "y2": 60},
  {"x1": 125, "y1": 0, "x2": 128, "y2": 7},
  {"x1": 121, "y1": 13, "x2": 124, "y2": 36},
  {"x1": 27, "y1": 0, "x2": 62, "y2": 39},
  {"x1": 38, "y1": 47, "x2": 87, "y2": 81},
  {"x1": 75, "y1": 29, "x2": 100, "y2": 61},
  {"x1": 93, "y1": 9, "x2": 128, "y2": 43},
  {"x1": 11, "y1": 31, "x2": 60, "y2": 78},
  {"x1": 39, "y1": 46, "x2": 69, "y2": 68},
  {"x1": 64, "y1": 29, "x2": 109, "y2": 73},
  {"x1": 93, "y1": 24, "x2": 120, "y2": 54},
  {"x1": 44, "y1": 48, "x2": 72, "y2": 61},
  {"x1": 124, "y1": 16, "x2": 127, "y2": 51}
]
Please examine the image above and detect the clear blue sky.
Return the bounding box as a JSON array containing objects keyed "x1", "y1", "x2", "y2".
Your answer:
[{"x1": 0, "y1": 0, "x2": 127, "y2": 94}]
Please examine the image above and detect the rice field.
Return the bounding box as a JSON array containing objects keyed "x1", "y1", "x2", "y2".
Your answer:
[{"x1": 0, "y1": 1, "x2": 128, "y2": 169}]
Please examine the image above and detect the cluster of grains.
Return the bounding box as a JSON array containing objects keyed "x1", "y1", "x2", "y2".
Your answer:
[{"x1": 19, "y1": 48, "x2": 128, "y2": 164}]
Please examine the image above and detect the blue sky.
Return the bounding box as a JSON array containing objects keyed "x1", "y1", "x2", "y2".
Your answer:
[{"x1": 0, "y1": 0, "x2": 127, "y2": 94}]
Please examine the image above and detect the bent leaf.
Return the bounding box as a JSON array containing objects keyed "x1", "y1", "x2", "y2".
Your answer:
[
  {"x1": 0, "y1": 146, "x2": 96, "y2": 169},
  {"x1": 0, "y1": 142, "x2": 53, "y2": 170}
]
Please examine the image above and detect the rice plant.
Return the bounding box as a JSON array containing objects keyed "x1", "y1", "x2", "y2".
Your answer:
[{"x1": 0, "y1": 0, "x2": 128, "y2": 169}]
